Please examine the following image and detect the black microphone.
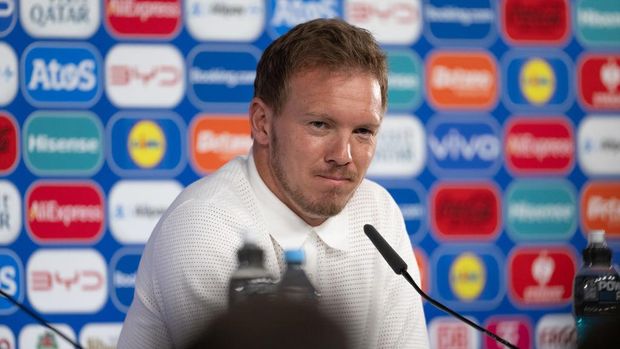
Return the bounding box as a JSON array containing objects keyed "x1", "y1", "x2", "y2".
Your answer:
[
  {"x1": 0, "y1": 288, "x2": 83, "y2": 349},
  {"x1": 363, "y1": 224, "x2": 518, "y2": 349}
]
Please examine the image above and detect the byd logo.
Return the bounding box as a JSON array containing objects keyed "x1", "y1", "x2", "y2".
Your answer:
[{"x1": 345, "y1": 0, "x2": 422, "y2": 45}]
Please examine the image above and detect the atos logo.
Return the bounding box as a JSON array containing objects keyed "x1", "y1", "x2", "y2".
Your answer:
[
  {"x1": 503, "y1": 51, "x2": 572, "y2": 111},
  {"x1": 433, "y1": 246, "x2": 504, "y2": 310},
  {"x1": 188, "y1": 46, "x2": 258, "y2": 111},
  {"x1": 105, "y1": 44, "x2": 184, "y2": 108},
  {"x1": 0, "y1": 250, "x2": 23, "y2": 315},
  {"x1": 581, "y1": 181, "x2": 620, "y2": 239},
  {"x1": 385, "y1": 183, "x2": 426, "y2": 242},
  {"x1": 504, "y1": 117, "x2": 574, "y2": 175},
  {"x1": 190, "y1": 115, "x2": 252, "y2": 174},
  {"x1": 110, "y1": 248, "x2": 142, "y2": 312},
  {"x1": 484, "y1": 316, "x2": 532, "y2": 349},
  {"x1": 21, "y1": 42, "x2": 102, "y2": 107},
  {"x1": 431, "y1": 182, "x2": 501, "y2": 240},
  {"x1": 20, "y1": 0, "x2": 100, "y2": 38},
  {"x1": 578, "y1": 54, "x2": 620, "y2": 110},
  {"x1": 0, "y1": 42, "x2": 18, "y2": 106},
  {"x1": 105, "y1": 0, "x2": 181, "y2": 38},
  {"x1": 426, "y1": 51, "x2": 498, "y2": 110},
  {"x1": 79, "y1": 323, "x2": 123, "y2": 349},
  {"x1": 576, "y1": 0, "x2": 620, "y2": 47},
  {"x1": 345, "y1": 0, "x2": 422, "y2": 45},
  {"x1": 501, "y1": 0, "x2": 570, "y2": 45},
  {"x1": 386, "y1": 49, "x2": 423, "y2": 111},
  {"x1": 107, "y1": 113, "x2": 185, "y2": 177},
  {"x1": 19, "y1": 324, "x2": 76, "y2": 349},
  {"x1": 26, "y1": 181, "x2": 104, "y2": 244},
  {"x1": 0, "y1": 180, "x2": 21, "y2": 245},
  {"x1": 424, "y1": 0, "x2": 495, "y2": 45},
  {"x1": 578, "y1": 116, "x2": 620, "y2": 176},
  {"x1": 535, "y1": 314, "x2": 577, "y2": 349},
  {"x1": 0, "y1": 112, "x2": 18, "y2": 175},
  {"x1": 427, "y1": 116, "x2": 501, "y2": 177},
  {"x1": 429, "y1": 317, "x2": 479, "y2": 349},
  {"x1": 185, "y1": 0, "x2": 265, "y2": 42},
  {"x1": 0, "y1": 0, "x2": 16, "y2": 36},
  {"x1": 267, "y1": 0, "x2": 341, "y2": 39},
  {"x1": 506, "y1": 180, "x2": 577, "y2": 242},
  {"x1": 508, "y1": 246, "x2": 576, "y2": 307},
  {"x1": 0, "y1": 326, "x2": 15, "y2": 349}
]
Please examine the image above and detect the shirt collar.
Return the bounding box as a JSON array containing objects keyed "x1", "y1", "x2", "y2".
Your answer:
[{"x1": 246, "y1": 153, "x2": 349, "y2": 252}]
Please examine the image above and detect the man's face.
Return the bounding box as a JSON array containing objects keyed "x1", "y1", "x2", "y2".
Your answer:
[{"x1": 264, "y1": 69, "x2": 383, "y2": 226}]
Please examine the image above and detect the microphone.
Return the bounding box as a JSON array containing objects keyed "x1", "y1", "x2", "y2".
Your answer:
[
  {"x1": 363, "y1": 224, "x2": 518, "y2": 349},
  {"x1": 0, "y1": 288, "x2": 83, "y2": 349}
]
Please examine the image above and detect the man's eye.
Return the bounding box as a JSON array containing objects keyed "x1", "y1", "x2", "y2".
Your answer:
[
  {"x1": 355, "y1": 128, "x2": 374, "y2": 136},
  {"x1": 310, "y1": 121, "x2": 327, "y2": 129}
]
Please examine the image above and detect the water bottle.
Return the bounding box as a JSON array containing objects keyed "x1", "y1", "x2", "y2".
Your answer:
[
  {"x1": 277, "y1": 249, "x2": 319, "y2": 304},
  {"x1": 228, "y1": 231, "x2": 276, "y2": 306},
  {"x1": 573, "y1": 230, "x2": 620, "y2": 345}
]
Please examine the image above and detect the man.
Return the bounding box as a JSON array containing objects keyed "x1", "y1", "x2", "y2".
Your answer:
[{"x1": 118, "y1": 18, "x2": 429, "y2": 349}]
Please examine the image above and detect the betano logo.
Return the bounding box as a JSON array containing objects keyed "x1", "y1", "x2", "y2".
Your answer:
[
  {"x1": 575, "y1": 0, "x2": 620, "y2": 47},
  {"x1": 520, "y1": 58, "x2": 555, "y2": 105},
  {"x1": 0, "y1": 112, "x2": 18, "y2": 174},
  {"x1": 345, "y1": 0, "x2": 422, "y2": 45},
  {"x1": 190, "y1": 115, "x2": 252, "y2": 174},
  {"x1": 185, "y1": 0, "x2": 265, "y2": 42},
  {"x1": 449, "y1": 252, "x2": 485, "y2": 301},
  {"x1": 105, "y1": 0, "x2": 181, "y2": 38},
  {"x1": 426, "y1": 51, "x2": 498, "y2": 110},
  {"x1": 267, "y1": 0, "x2": 340, "y2": 39},
  {"x1": 581, "y1": 181, "x2": 620, "y2": 239},
  {"x1": 0, "y1": 42, "x2": 18, "y2": 106},
  {"x1": 20, "y1": 0, "x2": 100, "y2": 38},
  {"x1": 578, "y1": 116, "x2": 620, "y2": 176},
  {"x1": 501, "y1": 0, "x2": 570, "y2": 44},
  {"x1": 578, "y1": 54, "x2": 620, "y2": 110},
  {"x1": 127, "y1": 120, "x2": 166, "y2": 169}
]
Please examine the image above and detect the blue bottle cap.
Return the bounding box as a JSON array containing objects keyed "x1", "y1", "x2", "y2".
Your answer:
[{"x1": 284, "y1": 249, "x2": 305, "y2": 264}]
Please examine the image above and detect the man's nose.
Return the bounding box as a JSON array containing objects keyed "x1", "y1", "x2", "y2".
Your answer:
[{"x1": 326, "y1": 136, "x2": 352, "y2": 166}]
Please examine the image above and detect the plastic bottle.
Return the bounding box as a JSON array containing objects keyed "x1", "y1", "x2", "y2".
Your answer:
[
  {"x1": 573, "y1": 230, "x2": 620, "y2": 345},
  {"x1": 277, "y1": 249, "x2": 319, "y2": 304}
]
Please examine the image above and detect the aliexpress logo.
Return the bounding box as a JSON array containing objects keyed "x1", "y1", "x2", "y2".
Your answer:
[
  {"x1": 578, "y1": 54, "x2": 620, "y2": 110},
  {"x1": 426, "y1": 51, "x2": 498, "y2": 110},
  {"x1": 581, "y1": 181, "x2": 620, "y2": 239},
  {"x1": 501, "y1": 0, "x2": 570, "y2": 45},
  {"x1": 105, "y1": 0, "x2": 181, "y2": 38}
]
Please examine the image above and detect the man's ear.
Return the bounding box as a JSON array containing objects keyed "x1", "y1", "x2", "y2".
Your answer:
[{"x1": 249, "y1": 97, "x2": 273, "y2": 146}]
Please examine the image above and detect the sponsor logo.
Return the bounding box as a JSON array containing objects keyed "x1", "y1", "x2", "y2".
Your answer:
[
  {"x1": 188, "y1": 46, "x2": 258, "y2": 111},
  {"x1": 185, "y1": 0, "x2": 265, "y2": 41},
  {"x1": 0, "y1": 0, "x2": 16, "y2": 36},
  {"x1": 109, "y1": 180, "x2": 182, "y2": 244},
  {"x1": 578, "y1": 54, "x2": 620, "y2": 110},
  {"x1": 27, "y1": 249, "x2": 107, "y2": 313},
  {"x1": 508, "y1": 246, "x2": 576, "y2": 307},
  {"x1": 110, "y1": 248, "x2": 142, "y2": 312},
  {"x1": 190, "y1": 115, "x2": 252, "y2": 174},
  {"x1": 427, "y1": 116, "x2": 501, "y2": 177},
  {"x1": 107, "y1": 112, "x2": 185, "y2": 177},
  {"x1": 501, "y1": 0, "x2": 570, "y2": 44},
  {"x1": 505, "y1": 180, "x2": 577, "y2": 241},
  {"x1": 21, "y1": 42, "x2": 101, "y2": 107},
  {"x1": 575, "y1": 0, "x2": 620, "y2": 47},
  {"x1": 19, "y1": 324, "x2": 76, "y2": 349},
  {"x1": 20, "y1": 0, "x2": 100, "y2": 38},
  {"x1": 23, "y1": 111, "x2": 103, "y2": 176},
  {"x1": 345, "y1": 0, "x2": 422, "y2": 45},
  {"x1": 413, "y1": 247, "x2": 429, "y2": 293},
  {"x1": 105, "y1": 0, "x2": 181, "y2": 38},
  {"x1": 431, "y1": 182, "x2": 500, "y2": 240},
  {"x1": 535, "y1": 314, "x2": 577, "y2": 349},
  {"x1": 581, "y1": 181, "x2": 620, "y2": 238},
  {"x1": 367, "y1": 115, "x2": 425, "y2": 178},
  {"x1": 0, "y1": 42, "x2": 18, "y2": 106},
  {"x1": 105, "y1": 44, "x2": 184, "y2": 108},
  {"x1": 79, "y1": 323, "x2": 123, "y2": 349},
  {"x1": 267, "y1": 0, "x2": 340, "y2": 39},
  {"x1": 578, "y1": 116, "x2": 620, "y2": 176},
  {"x1": 484, "y1": 316, "x2": 532, "y2": 349},
  {"x1": 0, "y1": 181, "x2": 20, "y2": 245},
  {"x1": 0, "y1": 250, "x2": 23, "y2": 315},
  {"x1": 385, "y1": 183, "x2": 426, "y2": 241},
  {"x1": 0, "y1": 112, "x2": 18, "y2": 174},
  {"x1": 386, "y1": 49, "x2": 422, "y2": 111},
  {"x1": 429, "y1": 317, "x2": 479, "y2": 349},
  {"x1": 426, "y1": 51, "x2": 498, "y2": 110},
  {"x1": 0, "y1": 326, "x2": 15, "y2": 349},
  {"x1": 450, "y1": 252, "x2": 485, "y2": 301},
  {"x1": 504, "y1": 116, "x2": 574, "y2": 175},
  {"x1": 424, "y1": 0, "x2": 495, "y2": 45},
  {"x1": 26, "y1": 181, "x2": 104, "y2": 244}
]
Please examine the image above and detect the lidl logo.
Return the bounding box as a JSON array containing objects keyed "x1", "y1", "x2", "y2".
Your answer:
[
  {"x1": 20, "y1": 0, "x2": 100, "y2": 38},
  {"x1": 0, "y1": 0, "x2": 16, "y2": 36},
  {"x1": 431, "y1": 182, "x2": 501, "y2": 240},
  {"x1": 426, "y1": 51, "x2": 498, "y2": 110},
  {"x1": 23, "y1": 111, "x2": 103, "y2": 176},
  {"x1": 190, "y1": 115, "x2": 252, "y2": 174},
  {"x1": 105, "y1": 0, "x2": 181, "y2": 38},
  {"x1": 19, "y1": 324, "x2": 76, "y2": 349},
  {"x1": 385, "y1": 183, "x2": 426, "y2": 241},
  {"x1": 0, "y1": 180, "x2": 21, "y2": 245},
  {"x1": 424, "y1": 0, "x2": 495, "y2": 45},
  {"x1": 575, "y1": 0, "x2": 620, "y2": 47},
  {"x1": 107, "y1": 113, "x2": 185, "y2": 177},
  {"x1": 21, "y1": 42, "x2": 101, "y2": 107},
  {"x1": 185, "y1": 0, "x2": 265, "y2": 42},
  {"x1": 484, "y1": 316, "x2": 532, "y2": 349},
  {"x1": 429, "y1": 317, "x2": 479, "y2": 349},
  {"x1": 578, "y1": 116, "x2": 620, "y2": 176},
  {"x1": 450, "y1": 253, "x2": 485, "y2": 301},
  {"x1": 508, "y1": 246, "x2": 576, "y2": 307},
  {"x1": 79, "y1": 323, "x2": 123, "y2": 349},
  {"x1": 505, "y1": 180, "x2": 577, "y2": 241},
  {"x1": 110, "y1": 248, "x2": 142, "y2": 312},
  {"x1": 581, "y1": 181, "x2": 620, "y2": 239},
  {"x1": 578, "y1": 54, "x2": 620, "y2": 110},
  {"x1": 386, "y1": 49, "x2": 422, "y2": 111},
  {"x1": 0, "y1": 112, "x2": 18, "y2": 174},
  {"x1": 0, "y1": 249, "x2": 23, "y2": 315},
  {"x1": 427, "y1": 116, "x2": 501, "y2": 177},
  {"x1": 267, "y1": 0, "x2": 341, "y2": 39},
  {"x1": 501, "y1": 0, "x2": 570, "y2": 45},
  {"x1": 535, "y1": 314, "x2": 577, "y2": 349},
  {"x1": 344, "y1": 0, "x2": 422, "y2": 45},
  {"x1": 26, "y1": 181, "x2": 104, "y2": 244},
  {"x1": 504, "y1": 116, "x2": 574, "y2": 175},
  {"x1": 0, "y1": 42, "x2": 18, "y2": 106}
]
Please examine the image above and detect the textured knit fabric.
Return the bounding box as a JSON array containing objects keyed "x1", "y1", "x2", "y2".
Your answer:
[{"x1": 117, "y1": 155, "x2": 430, "y2": 349}]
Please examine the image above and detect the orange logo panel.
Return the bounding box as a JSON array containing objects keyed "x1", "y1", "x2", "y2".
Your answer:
[{"x1": 581, "y1": 181, "x2": 620, "y2": 239}]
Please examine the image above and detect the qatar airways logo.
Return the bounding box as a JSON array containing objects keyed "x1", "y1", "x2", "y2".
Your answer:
[
  {"x1": 20, "y1": 0, "x2": 100, "y2": 38},
  {"x1": 345, "y1": 0, "x2": 422, "y2": 45}
]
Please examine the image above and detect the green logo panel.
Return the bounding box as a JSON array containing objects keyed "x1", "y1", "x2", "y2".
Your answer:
[
  {"x1": 387, "y1": 49, "x2": 423, "y2": 111},
  {"x1": 576, "y1": 0, "x2": 620, "y2": 47}
]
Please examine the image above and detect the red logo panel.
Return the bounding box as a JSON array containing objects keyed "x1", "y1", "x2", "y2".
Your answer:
[
  {"x1": 105, "y1": 0, "x2": 181, "y2": 38},
  {"x1": 581, "y1": 181, "x2": 620, "y2": 238},
  {"x1": 502, "y1": 0, "x2": 570, "y2": 44},
  {"x1": 0, "y1": 112, "x2": 18, "y2": 174},
  {"x1": 578, "y1": 54, "x2": 620, "y2": 110},
  {"x1": 26, "y1": 181, "x2": 105, "y2": 243},
  {"x1": 484, "y1": 316, "x2": 532, "y2": 349}
]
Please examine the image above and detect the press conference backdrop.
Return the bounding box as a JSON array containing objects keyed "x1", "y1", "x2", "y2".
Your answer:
[{"x1": 0, "y1": 0, "x2": 619, "y2": 348}]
